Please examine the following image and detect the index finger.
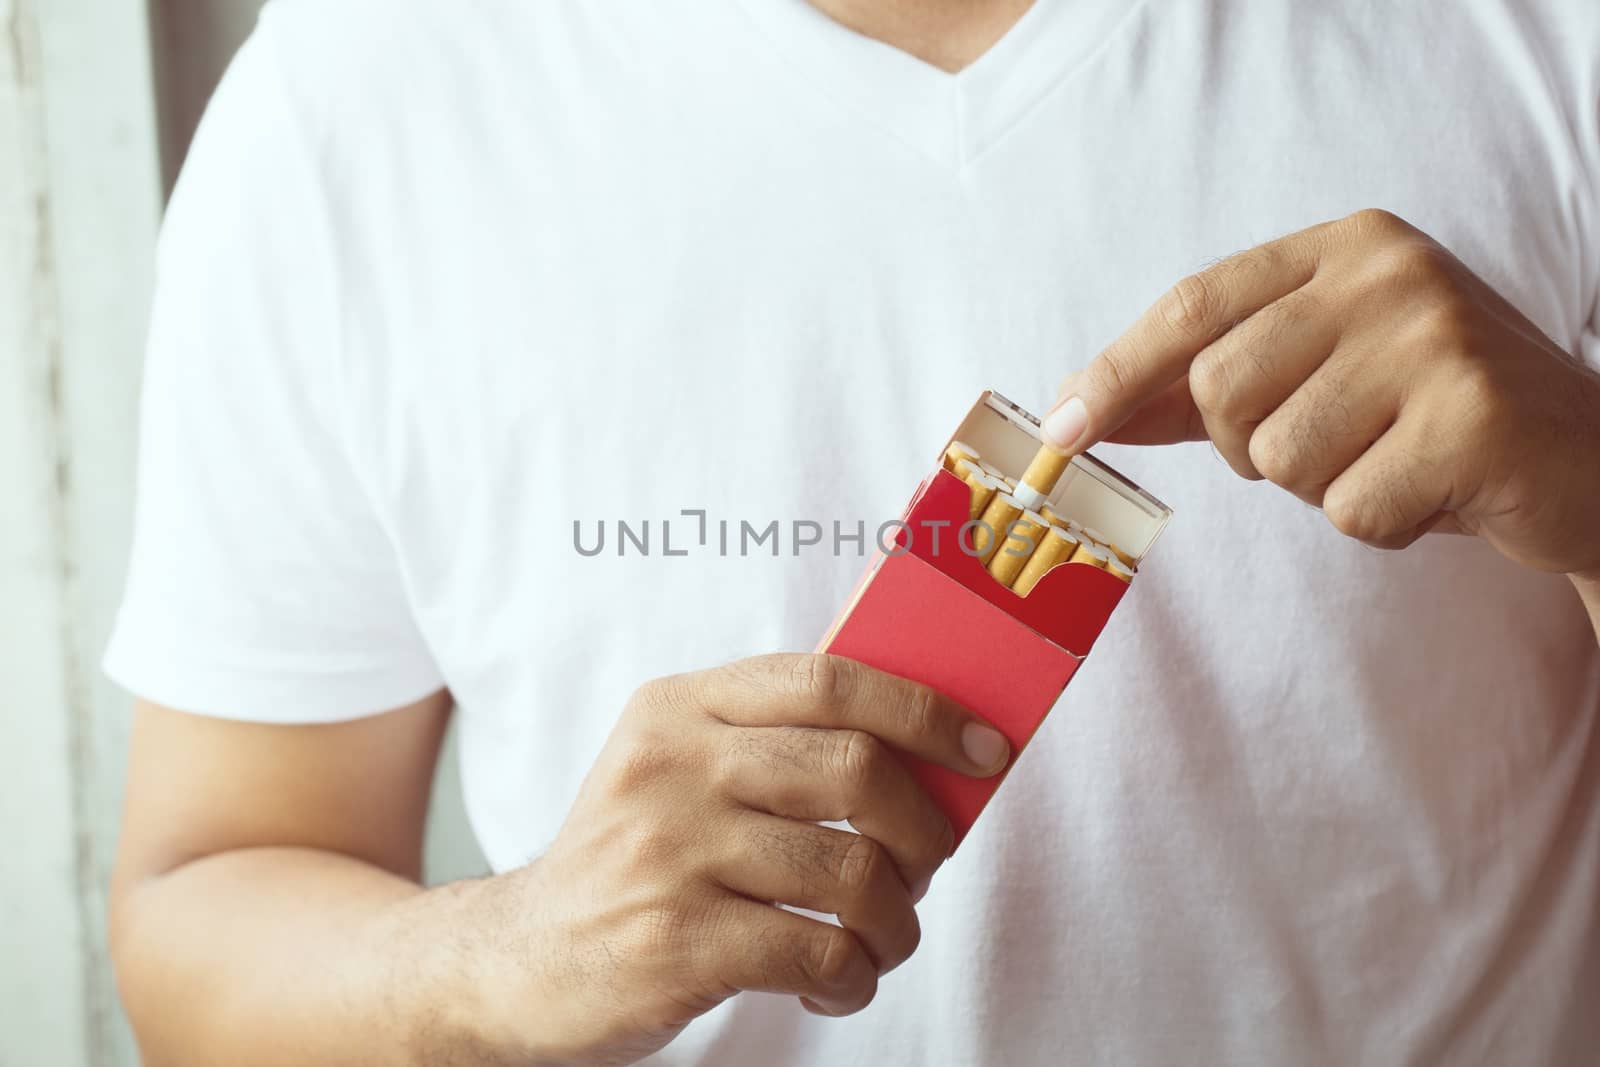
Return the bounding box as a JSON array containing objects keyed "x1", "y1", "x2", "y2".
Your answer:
[
  {"x1": 693, "y1": 653, "x2": 1010, "y2": 778},
  {"x1": 1041, "y1": 225, "x2": 1329, "y2": 453}
]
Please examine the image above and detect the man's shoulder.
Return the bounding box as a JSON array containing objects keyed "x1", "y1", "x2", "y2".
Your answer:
[
  {"x1": 251, "y1": 0, "x2": 568, "y2": 132},
  {"x1": 259, "y1": 0, "x2": 534, "y2": 56}
]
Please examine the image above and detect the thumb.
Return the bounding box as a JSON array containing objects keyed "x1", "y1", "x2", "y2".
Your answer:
[
  {"x1": 1040, "y1": 325, "x2": 1194, "y2": 452},
  {"x1": 1044, "y1": 376, "x2": 1207, "y2": 449}
]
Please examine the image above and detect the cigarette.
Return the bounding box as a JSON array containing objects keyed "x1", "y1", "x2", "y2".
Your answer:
[
  {"x1": 944, "y1": 441, "x2": 981, "y2": 472},
  {"x1": 1011, "y1": 443, "x2": 1073, "y2": 511},
  {"x1": 1039, "y1": 504, "x2": 1064, "y2": 528},
  {"x1": 1012, "y1": 525, "x2": 1081, "y2": 596},
  {"x1": 962, "y1": 469, "x2": 998, "y2": 522},
  {"x1": 1070, "y1": 541, "x2": 1112, "y2": 569},
  {"x1": 1105, "y1": 555, "x2": 1134, "y2": 583},
  {"x1": 973, "y1": 492, "x2": 1024, "y2": 564},
  {"x1": 1106, "y1": 542, "x2": 1137, "y2": 569},
  {"x1": 987, "y1": 510, "x2": 1050, "y2": 587},
  {"x1": 1075, "y1": 527, "x2": 1135, "y2": 574},
  {"x1": 949, "y1": 455, "x2": 980, "y2": 480},
  {"x1": 978, "y1": 460, "x2": 1005, "y2": 479}
]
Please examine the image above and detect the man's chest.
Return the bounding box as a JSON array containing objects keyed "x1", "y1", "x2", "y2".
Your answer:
[{"x1": 335, "y1": 0, "x2": 1596, "y2": 711}]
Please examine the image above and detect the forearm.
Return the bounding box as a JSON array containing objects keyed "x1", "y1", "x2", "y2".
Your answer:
[{"x1": 111, "y1": 847, "x2": 513, "y2": 1066}]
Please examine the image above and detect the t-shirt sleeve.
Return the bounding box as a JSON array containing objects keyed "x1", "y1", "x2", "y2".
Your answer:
[{"x1": 102, "y1": 15, "x2": 444, "y2": 722}]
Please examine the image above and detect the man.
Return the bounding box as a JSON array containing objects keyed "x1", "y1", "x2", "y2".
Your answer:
[{"x1": 106, "y1": 0, "x2": 1600, "y2": 1063}]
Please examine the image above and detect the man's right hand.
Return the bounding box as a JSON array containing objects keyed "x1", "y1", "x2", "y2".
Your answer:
[{"x1": 465, "y1": 653, "x2": 1011, "y2": 1065}]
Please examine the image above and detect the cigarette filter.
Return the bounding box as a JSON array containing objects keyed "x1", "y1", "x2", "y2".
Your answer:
[
  {"x1": 944, "y1": 441, "x2": 981, "y2": 472},
  {"x1": 978, "y1": 460, "x2": 1005, "y2": 479},
  {"x1": 1104, "y1": 554, "x2": 1134, "y2": 584},
  {"x1": 987, "y1": 510, "x2": 1051, "y2": 587},
  {"x1": 1070, "y1": 541, "x2": 1114, "y2": 570},
  {"x1": 1012, "y1": 526, "x2": 1081, "y2": 596},
  {"x1": 974, "y1": 492, "x2": 1024, "y2": 564},
  {"x1": 1013, "y1": 443, "x2": 1073, "y2": 511},
  {"x1": 962, "y1": 469, "x2": 998, "y2": 523}
]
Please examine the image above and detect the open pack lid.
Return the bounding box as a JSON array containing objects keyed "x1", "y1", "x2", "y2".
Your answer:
[{"x1": 945, "y1": 390, "x2": 1173, "y2": 564}]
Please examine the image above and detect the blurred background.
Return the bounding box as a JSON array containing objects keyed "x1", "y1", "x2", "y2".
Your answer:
[{"x1": 1, "y1": 2, "x2": 486, "y2": 1062}]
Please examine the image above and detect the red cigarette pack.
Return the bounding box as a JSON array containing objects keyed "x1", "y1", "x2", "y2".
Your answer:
[{"x1": 819, "y1": 391, "x2": 1172, "y2": 847}]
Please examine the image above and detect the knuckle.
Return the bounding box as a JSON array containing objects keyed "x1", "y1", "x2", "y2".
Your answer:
[
  {"x1": 609, "y1": 734, "x2": 678, "y2": 795},
  {"x1": 1162, "y1": 273, "x2": 1224, "y2": 338},
  {"x1": 626, "y1": 675, "x2": 680, "y2": 718},
  {"x1": 1322, "y1": 488, "x2": 1374, "y2": 542},
  {"x1": 834, "y1": 729, "x2": 883, "y2": 794},
  {"x1": 1187, "y1": 350, "x2": 1232, "y2": 413},
  {"x1": 1346, "y1": 207, "x2": 1411, "y2": 241},
  {"x1": 1362, "y1": 500, "x2": 1413, "y2": 548},
  {"x1": 1377, "y1": 240, "x2": 1454, "y2": 292},
  {"x1": 788, "y1": 653, "x2": 845, "y2": 708},
  {"x1": 1247, "y1": 426, "x2": 1299, "y2": 486},
  {"x1": 1413, "y1": 293, "x2": 1476, "y2": 350},
  {"x1": 834, "y1": 834, "x2": 889, "y2": 897},
  {"x1": 613, "y1": 811, "x2": 681, "y2": 874},
  {"x1": 808, "y1": 926, "x2": 864, "y2": 991}
]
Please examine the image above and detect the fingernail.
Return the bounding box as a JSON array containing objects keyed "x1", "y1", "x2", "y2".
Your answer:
[
  {"x1": 1042, "y1": 396, "x2": 1088, "y2": 451},
  {"x1": 800, "y1": 996, "x2": 835, "y2": 1016},
  {"x1": 961, "y1": 722, "x2": 1010, "y2": 773}
]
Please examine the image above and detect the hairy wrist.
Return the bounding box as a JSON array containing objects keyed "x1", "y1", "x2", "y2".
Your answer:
[{"x1": 382, "y1": 873, "x2": 551, "y2": 1067}]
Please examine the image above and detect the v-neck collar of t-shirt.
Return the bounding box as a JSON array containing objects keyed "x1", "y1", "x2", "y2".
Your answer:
[{"x1": 733, "y1": 0, "x2": 1148, "y2": 171}]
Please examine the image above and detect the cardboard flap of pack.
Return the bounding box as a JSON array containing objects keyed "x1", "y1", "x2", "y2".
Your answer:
[
  {"x1": 892, "y1": 471, "x2": 1124, "y2": 658},
  {"x1": 947, "y1": 390, "x2": 1172, "y2": 563}
]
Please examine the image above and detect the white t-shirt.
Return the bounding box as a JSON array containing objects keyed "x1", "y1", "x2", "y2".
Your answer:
[{"x1": 106, "y1": 1, "x2": 1600, "y2": 1062}]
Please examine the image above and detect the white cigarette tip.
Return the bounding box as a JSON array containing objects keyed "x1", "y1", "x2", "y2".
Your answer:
[{"x1": 1012, "y1": 484, "x2": 1047, "y2": 511}]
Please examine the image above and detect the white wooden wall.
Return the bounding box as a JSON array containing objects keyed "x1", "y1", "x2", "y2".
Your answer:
[{"x1": 1, "y1": 3, "x2": 484, "y2": 1062}]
